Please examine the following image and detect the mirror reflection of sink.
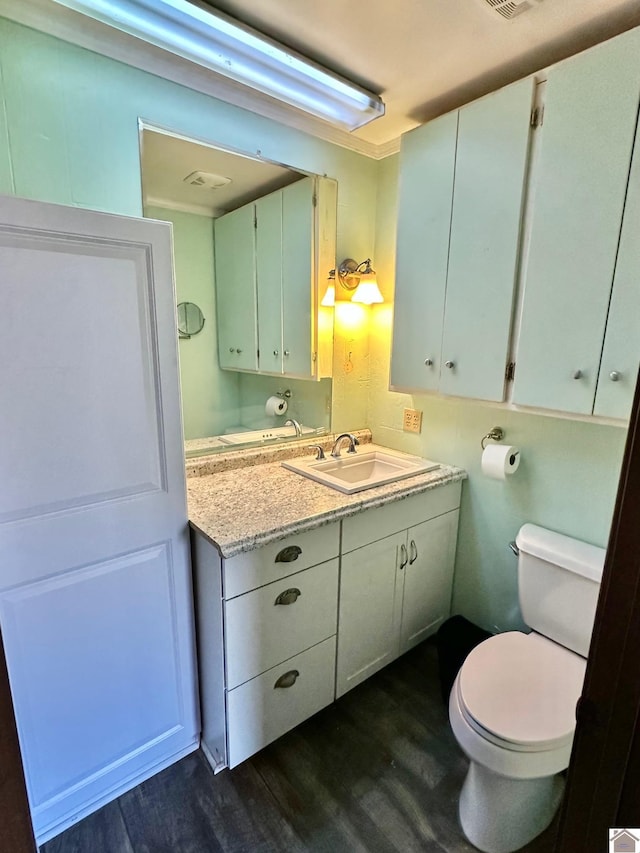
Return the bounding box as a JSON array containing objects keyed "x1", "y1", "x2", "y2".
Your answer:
[{"x1": 282, "y1": 446, "x2": 440, "y2": 494}]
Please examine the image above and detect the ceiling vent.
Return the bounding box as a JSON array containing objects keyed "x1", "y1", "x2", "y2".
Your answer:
[
  {"x1": 183, "y1": 171, "x2": 232, "y2": 189},
  {"x1": 482, "y1": 0, "x2": 543, "y2": 20}
]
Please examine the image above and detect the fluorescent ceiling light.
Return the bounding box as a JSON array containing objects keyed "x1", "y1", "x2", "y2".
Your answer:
[{"x1": 51, "y1": 0, "x2": 386, "y2": 130}]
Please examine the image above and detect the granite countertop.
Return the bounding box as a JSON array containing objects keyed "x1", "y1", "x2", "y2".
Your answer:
[{"x1": 187, "y1": 437, "x2": 466, "y2": 558}]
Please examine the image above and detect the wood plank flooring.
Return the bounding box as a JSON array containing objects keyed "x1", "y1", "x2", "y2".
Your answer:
[{"x1": 42, "y1": 640, "x2": 557, "y2": 852}]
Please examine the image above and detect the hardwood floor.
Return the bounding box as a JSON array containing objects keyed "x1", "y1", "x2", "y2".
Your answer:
[{"x1": 42, "y1": 640, "x2": 557, "y2": 853}]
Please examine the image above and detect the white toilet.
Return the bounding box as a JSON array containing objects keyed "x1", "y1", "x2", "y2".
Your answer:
[{"x1": 449, "y1": 523, "x2": 605, "y2": 853}]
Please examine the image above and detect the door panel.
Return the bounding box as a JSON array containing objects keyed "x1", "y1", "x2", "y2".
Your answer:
[
  {"x1": 400, "y1": 511, "x2": 458, "y2": 654},
  {"x1": 594, "y1": 120, "x2": 640, "y2": 420},
  {"x1": 256, "y1": 191, "x2": 283, "y2": 374},
  {"x1": 390, "y1": 111, "x2": 458, "y2": 391},
  {"x1": 440, "y1": 79, "x2": 532, "y2": 401},
  {"x1": 337, "y1": 533, "x2": 403, "y2": 697},
  {"x1": 513, "y1": 29, "x2": 640, "y2": 413},
  {"x1": 0, "y1": 197, "x2": 198, "y2": 843},
  {"x1": 214, "y1": 204, "x2": 258, "y2": 371},
  {"x1": 282, "y1": 178, "x2": 314, "y2": 378}
]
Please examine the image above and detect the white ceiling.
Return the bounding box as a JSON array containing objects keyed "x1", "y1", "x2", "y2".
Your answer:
[
  {"x1": 203, "y1": 0, "x2": 640, "y2": 145},
  {"x1": 141, "y1": 129, "x2": 303, "y2": 216}
]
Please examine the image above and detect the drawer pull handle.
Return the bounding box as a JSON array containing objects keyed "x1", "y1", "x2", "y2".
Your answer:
[
  {"x1": 275, "y1": 545, "x2": 302, "y2": 563},
  {"x1": 275, "y1": 588, "x2": 301, "y2": 606},
  {"x1": 274, "y1": 670, "x2": 300, "y2": 689}
]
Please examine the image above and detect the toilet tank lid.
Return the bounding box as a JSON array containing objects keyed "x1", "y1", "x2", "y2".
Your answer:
[{"x1": 515, "y1": 524, "x2": 606, "y2": 583}]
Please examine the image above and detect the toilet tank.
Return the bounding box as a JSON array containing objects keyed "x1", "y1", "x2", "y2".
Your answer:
[{"x1": 515, "y1": 524, "x2": 606, "y2": 657}]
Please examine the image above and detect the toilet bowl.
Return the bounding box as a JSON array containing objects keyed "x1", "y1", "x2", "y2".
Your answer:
[
  {"x1": 449, "y1": 524, "x2": 605, "y2": 853},
  {"x1": 449, "y1": 631, "x2": 585, "y2": 853}
]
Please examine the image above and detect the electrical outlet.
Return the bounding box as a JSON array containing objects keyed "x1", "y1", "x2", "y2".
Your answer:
[{"x1": 403, "y1": 408, "x2": 423, "y2": 433}]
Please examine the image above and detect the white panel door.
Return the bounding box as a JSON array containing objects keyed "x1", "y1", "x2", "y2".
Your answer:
[
  {"x1": 440, "y1": 79, "x2": 532, "y2": 401},
  {"x1": 513, "y1": 29, "x2": 640, "y2": 413},
  {"x1": 390, "y1": 111, "x2": 458, "y2": 391},
  {"x1": 255, "y1": 190, "x2": 283, "y2": 375},
  {"x1": 594, "y1": 119, "x2": 640, "y2": 420},
  {"x1": 0, "y1": 196, "x2": 199, "y2": 843}
]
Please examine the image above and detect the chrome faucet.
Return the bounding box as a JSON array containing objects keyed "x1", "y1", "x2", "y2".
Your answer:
[
  {"x1": 285, "y1": 418, "x2": 302, "y2": 437},
  {"x1": 331, "y1": 432, "x2": 359, "y2": 458}
]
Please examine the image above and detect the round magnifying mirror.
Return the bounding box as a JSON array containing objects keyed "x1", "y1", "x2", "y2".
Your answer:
[{"x1": 177, "y1": 302, "x2": 205, "y2": 338}]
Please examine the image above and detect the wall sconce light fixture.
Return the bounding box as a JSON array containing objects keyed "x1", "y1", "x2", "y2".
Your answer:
[
  {"x1": 337, "y1": 258, "x2": 384, "y2": 304},
  {"x1": 321, "y1": 268, "x2": 336, "y2": 307}
]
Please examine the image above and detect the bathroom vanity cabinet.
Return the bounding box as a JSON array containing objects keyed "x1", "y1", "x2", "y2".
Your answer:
[
  {"x1": 190, "y1": 477, "x2": 462, "y2": 770},
  {"x1": 214, "y1": 175, "x2": 336, "y2": 380}
]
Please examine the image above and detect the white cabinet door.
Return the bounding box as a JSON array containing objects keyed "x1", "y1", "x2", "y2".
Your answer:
[
  {"x1": 513, "y1": 29, "x2": 640, "y2": 413},
  {"x1": 336, "y1": 533, "x2": 404, "y2": 698},
  {"x1": 214, "y1": 204, "x2": 258, "y2": 371},
  {"x1": 282, "y1": 178, "x2": 315, "y2": 378},
  {"x1": 0, "y1": 196, "x2": 199, "y2": 844},
  {"x1": 594, "y1": 120, "x2": 640, "y2": 420},
  {"x1": 256, "y1": 191, "x2": 283, "y2": 374},
  {"x1": 440, "y1": 79, "x2": 532, "y2": 401},
  {"x1": 390, "y1": 111, "x2": 458, "y2": 392},
  {"x1": 400, "y1": 511, "x2": 459, "y2": 655}
]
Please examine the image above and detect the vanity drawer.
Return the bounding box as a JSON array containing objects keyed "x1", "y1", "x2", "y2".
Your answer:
[
  {"x1": 223, "y1": 522, "x2": 340, "y2": 598},
  {"x1": 342, "y1": 482, "x2": 461, "y2": 553},
  {"x1": 225, "y1": 558, "x2": 339, "y2": 689},
  {"x1": 226, "y1": 636, "x2": 336, "y2": 767}
]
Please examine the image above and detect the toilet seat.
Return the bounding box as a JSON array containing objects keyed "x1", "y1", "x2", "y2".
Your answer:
[{"x1": 457, "y1": 631, "x2": 586, "y2": 753}]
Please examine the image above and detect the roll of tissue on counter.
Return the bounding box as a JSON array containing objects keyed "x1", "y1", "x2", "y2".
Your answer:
[
  {"x1": 481, "y1": 444, "x2": 520, "y2": 480},
  {"x1": 265, "y1": 395, "x2": 288, "y2": 416}
]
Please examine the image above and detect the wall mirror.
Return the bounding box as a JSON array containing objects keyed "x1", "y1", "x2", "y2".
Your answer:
[{"x1": 139, "y1": 127, "x2": 335, "y2": 457}]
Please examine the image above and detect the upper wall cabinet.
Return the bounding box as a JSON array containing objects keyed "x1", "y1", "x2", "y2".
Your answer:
[
  {"x1": 214, "y1": 175, "x2": 336, "y2": 380},
  {"x1": 391, "y1": 77, "x2": 533, "y2": 402},
  {"x1": 513, "y1": 29, "x2": 640, "y2": 415}
]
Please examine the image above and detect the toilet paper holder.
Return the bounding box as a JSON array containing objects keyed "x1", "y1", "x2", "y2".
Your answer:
[{"x1": 480, "y1": 426, "x2": 504, "y2": 450}]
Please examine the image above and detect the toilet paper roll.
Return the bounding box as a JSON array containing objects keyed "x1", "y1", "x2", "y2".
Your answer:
[
  {"x1": 265, "y1": 395, "x2": 288, "y2": 416},
  {"x1": 481, "y1": 444, "x2": 520, "y2": 480}
]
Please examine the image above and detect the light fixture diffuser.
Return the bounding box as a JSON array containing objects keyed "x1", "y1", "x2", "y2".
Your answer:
[{"x1": 51, "y1": 0, "x2": 385, "y2": 130}]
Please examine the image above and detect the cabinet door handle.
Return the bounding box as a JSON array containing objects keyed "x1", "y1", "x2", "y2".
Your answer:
[
  {"x1": 573, "y1": 369, "x2": 583, "y2": 380},
  {"x1": 284, "y1": 350, "x2": 290, "y2": 357},
  {"x1": 275, "y1": 545, "x2": 302, "y2": 563},
  {"x1": 445, "y1": 360, "x2": 455, "y2": 369},
  {"x1": 609, "y1": 371, "x2": 621, "y2": 382},
  {"x1": 399, "y1": 543, "x2": 408, "y2": 570},
  {"x1": 236, "y1": 348, "x2": 243, "y2": 354},
  {"x1": 273, "y1": 349, "x2": 279, "y2": 357},
  {"x1": 409, "y1": 539, "x2": 418, "y2": 565},
  {"x1": 274, "y1": 587, "x2": 301, "y2": 606},
  {"x1": 424, "y1": 358, "x2": 433, "y2": 367},
  {"x1": 229, "y1": 347, "x2": 236, "y2": 353},
  {"x1": 274, "y1": 669, "x2": 300, "y2": 689}
]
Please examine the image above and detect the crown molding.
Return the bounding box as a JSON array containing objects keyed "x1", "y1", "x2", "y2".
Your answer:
[
  {"x1": 144, "y1": 195, "x2": 217, "y2": 218},
  {"x1": 0, "y1": 0, "x2": 401, "y2": 160}
]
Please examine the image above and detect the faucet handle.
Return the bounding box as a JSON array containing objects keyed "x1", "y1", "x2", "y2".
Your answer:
[{"x1": 308, "y1": 445, "x2": 325, "y2": 460}]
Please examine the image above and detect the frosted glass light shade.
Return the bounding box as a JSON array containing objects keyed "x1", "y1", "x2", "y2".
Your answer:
[
  {"x1": 321, "y1": 283, "x2": 336, "y2": 307},
  {"x1": 352, "y1": 274, "x2": 384, "y2": 304}
]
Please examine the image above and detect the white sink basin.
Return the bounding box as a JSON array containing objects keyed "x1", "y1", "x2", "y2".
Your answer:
[{"x1": 282, "y1": 445, "x2": 439, "y2": 494}]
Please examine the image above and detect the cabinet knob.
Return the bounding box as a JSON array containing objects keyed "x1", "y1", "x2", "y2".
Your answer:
[
  {"x1": 609, "y1": 371, "x2": 621, "y2": 382},
  {"x1": 229, "y1": 347, "x2": 235, "y2": 353},
  {"x1": 274, "y1": 670, "x2": 300, "y2": 689},
  {"x1": 274, "y1": 587, "x2": 301, "y2": 606},
  {"x1": 424, "y1": 358, "x2": 433, "y2": 367},
  {"x1": 284, "y1": 350, "x2": 290, "y2": 357},
  {"x1": 275, "y1": 545, "x2": 302, "y2": 563},
  {"x1": 445, "y1": 360, "x2": 455, "y2": 370},
  {"x1": 573, "y1": 369, "x2": 583, "y2": 380},
  {"x1": 273, "y1": 349, "x2": 279, "y2": 357},
  {"x1": 236, "y1": 348, "x2": 242, "y2": 354}
]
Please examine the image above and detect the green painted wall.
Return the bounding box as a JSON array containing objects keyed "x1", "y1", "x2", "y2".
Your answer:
[
  {"x1": 370, "y1": 154, "x2": 627, "y2": 632},
  {"x1": 0, "y1": 16, "x2": 374, "y2": 434}
]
